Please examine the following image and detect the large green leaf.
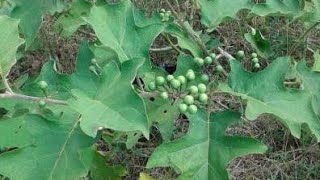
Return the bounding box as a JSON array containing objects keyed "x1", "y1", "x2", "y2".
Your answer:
[
  {"x1": 83, "y1": 0, "x2": 165, "y2": 73},
  {"x1": 0, "y1": 15, "x2": 24, "y2": 77},
  {"x1": 0, "y1": 111, "x2": 95, "y2": 180},
  {"x1": 220, "y1": 57, "x2": 320, "y2": 141},
  {"x1": 10, "y1": 0, "x2": 65, "y2": 47},
  {"x1": 250, "y1": 0, "x2": 304, "y2": 17},
  {"x1": 297, "y1": 61, "x2": 320, "y2": 118},
  {"x1": 69, "y1": 59, "x2": 149, "y2": 138},
  {"x1": 164, "y1": 24, "x2": 202, "y2": 57},
  {"x1": 147, "y1": 110, "x2": 267, "y2": 180},
  {"x1": 197, "y1": 0, "x2": 253, "y2": 31},
  {"x1": 145, "y1": 97, "x2": 180, "y2": 142},
  {"x1": 54, "y1": 0, "x2": 91, "y2": 37},
  {"x1": 22, "y1": 41, "x2": 97, "y2": 99}
]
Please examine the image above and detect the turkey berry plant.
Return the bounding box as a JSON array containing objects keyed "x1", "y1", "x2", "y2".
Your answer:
[{"x1": 0, "y1": 0, "x2": 320, "y2": 180}]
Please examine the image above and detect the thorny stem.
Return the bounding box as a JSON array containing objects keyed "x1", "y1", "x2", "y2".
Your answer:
[
  {"x1": 164, "y1": 0, "x2": 235, "y2": 77},
  {"x1": 0, "y1": 91, "x2": 68, "y2": 106}
]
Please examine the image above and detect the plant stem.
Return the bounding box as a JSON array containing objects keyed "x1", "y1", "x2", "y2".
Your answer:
[
  {"x1": 164, "y1": 0, "x2": 232, "y2": 76},
  {"x1": 2, "y1": 78, "x2": 13, "y2": 93},
  {"x1": 288, "y1": 22, "x2": 320, "y2": 56},
  {"x1": 0, "y1": 91, "x2": 68, "y2": 105}
]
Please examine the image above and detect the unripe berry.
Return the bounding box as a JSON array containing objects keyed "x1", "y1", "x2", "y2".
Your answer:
[
  {"x1": 188, "y1": 85, "x2": 198, "y2": 94},
  {"x1": 160, "y1": 12, "x2": 165, "y2": 17},
  {"x1": 38, "y1": 81, "x2": 48, "y2": 90},
  {"x1": 160, "y1": 92, "x2": 169, "y2": 99},
  {"x1": 160, "y1": 8, "x2": 166, "y2": 13},
  {"x1": 179, "y1": 103, "x2": 188, "y2": 113},
  {"x1": 198, "y1": 83, "x2": 207, "y2": 93},
  {"x1": 170, "y1": 79, "x2": 181, "y2": 89},
  {"x1": 148, "y1": 82, "x2": 156, "y2": 91},
  {"x1": 186, "y1": 71, "x2": 195, "y2": 80},
  {"x1": 210, "y1": 53, "x2": 216, "y2": 59},
  {"x1": 201, "y1": 74, "x2": 209, "y2": 83},
  {"x1": 177, "y1": 75, "x2": 186, "y2": 84},
  {"x1": 188, "y1": 105, "x2": 198, "y2": 114},
  {"x1": 39, "y1": 100, "x2": 46, "y2": 108},
  {"x1": 252, "y1": 58, "x2": 259, "y2": 63},
  {"x1": 204, "y1": 56, "x2": 213, "y2": 65},
  {"x1": 199, "y1": 93, "x2": 208, "y2": 103},
  {"x1": 91, "y1": 58, "x2": 97, "y2": 64},
  {"x1": 237, "y1": 51, "x2": 245, "y2": 58},
  {"x1": 184, "y1": 95, "x2": 194, "y2": 105},
  {"x1": 251, "y1": 53, "x2": 258, "y2": 58},
  {"x1": 254, "y1": 63, "x2": 261, "y2": 69},
  {"x1": 156, "y1": 76, "x2": 166, "y2": 86},
  {"x1": 195, "y1": 58, "x2": 204, "y2": 66},
  {"x1": 166, "y1": 75, "x2": 174, "y2": 82},
  {"x1": 216, "y1": 65, "x2": 223, "y2": 72}
]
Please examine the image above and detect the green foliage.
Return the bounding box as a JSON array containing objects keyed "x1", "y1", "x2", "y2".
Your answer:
[
  {"x1": 0, "y1": 15, "x2": 24, "y2": 77},
  {"x1": 82, "y1": 0, "x2": 166, "y2": 73},
  {"x1": 0, "y1": 111, "x2": 95, "y2": 180},
  {"x1": 1, "y1": 0, "x2": 320, "y2": 179},
  {"x1": 220, "y1": 58, "x2": 320, "y2": 141},
  {"x1": 147, "y1": 110, "x2": 267, "y2": 179},
  {"x1": 245, "y1": 29, "x2": 272, "y2": 58},
  {"x1": 197, "y1": 0, "x2": 253, "y2": 31},
  {"x1": 9, "y1": 0, "x2": 65, "y2": 48}
]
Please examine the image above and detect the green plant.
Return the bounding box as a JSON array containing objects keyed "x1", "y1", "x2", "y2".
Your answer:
[{"x1": 0, "y1": 0, "x2": 320, "y2": 179}]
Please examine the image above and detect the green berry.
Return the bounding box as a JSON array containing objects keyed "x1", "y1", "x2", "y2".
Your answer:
[
  {"x1": 166, "y1": 75, "x2": 174, "y2": 82},
  {"x1": 201, "y1": 74, "x2": 209, "y2": 83},
  {"x1": 148, "y1": 82, "x2": 156, "y2": 91},
  {"x1": 216, "y1": 65, "x2": 224, "y2": 72},
  {"x1": 186, "y1": 71, "x2": 195, "y2": 80},
  {"x1": 170, "y1": 79, "x2": 181, "y2": 89},
  {"x1": 199, "y1": 93, "x2": 208, "y2": 103},
  {"x1": 179, "y1": 103, "x2": 188, "y2": 113},
  {"x1": 251, "y1": 53, "x2": 258, "y2": 58},
  {"x1": 160, "y1": 12, "x2": 165, "y2": 17},
  {"x1": 254, "y1": 63, "x2": 261, "y2": 69},
  {"x1": 38, "y1": 81, "x2": 48, "y2": 90},
  {"x1": 160, "y1": 8, "x2": 166, "y2": 13},
  {"x1": 198, "y1": 83, "x2": 207, "y2": 93},
  {"x1": 167, "y1": 10, "x2": 172, "y2": 16},
  {"x1": 252, "y1": 58, "x2": 259, "y2": 63},
  {"x1": 188, "y1": 105, "x2": 198, "y2": 114},
  {"x1": 91, "y1": 58, "x2": 97, "y2": 64},
  {"x1": 184, "y1": 95, "x2": 194, "y2": 105},
  {"x1": 89, "y1": 65, "x2": 96, "y2": 71},
  {"x1": 160, "y1": 92, "x2": 169, "y2": 99},
  {"x1": 195, "y1": 58, "x2": 204, "y2": 66},
  {"x1": 210, "y1": 53, "x2": 216, "y2": 59},
  {"x1": 39, "y1": 100, "x2": 46, "y2": 108},
  {"x1": 177, "y1": 75, "x2": 186, "y2": 84},
  {"x1": 204, "y1": 56, "x2": 213, "y2": 65},
  {"x1": 156, "y1": 76, "x2": 166, "y2": 86},
  {"x1": 188, "y1": 85, "x2": 198, "y2": 94},
  {"x1": 237, "y1": 51, "x2": 245, "y2": 58}
]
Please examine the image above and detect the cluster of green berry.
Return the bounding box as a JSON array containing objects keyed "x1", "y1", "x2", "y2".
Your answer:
[
  {"x1": 38, "y1": 81, "x2": 48, "y2": 108},
  {"x1": 250, "y1": 53, "x2": 260, "y2": 69},
  {"x1": 147, "y1": 69, "x2": 210, "y2": 114},
  {"x1": 193, "y1": 53, "x2": 223, "y2": 72},
  {"x1": 160, "y1": 9, "x2": 171, "y2": 22},
  {"x1": 236, "y1": 51, "x2": 261, "y2": 69}
]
